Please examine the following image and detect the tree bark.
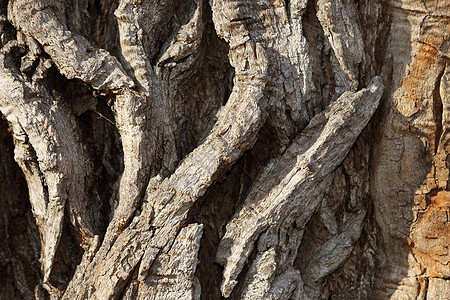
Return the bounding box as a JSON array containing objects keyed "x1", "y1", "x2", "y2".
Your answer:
[{"x1": 0, "y1": 0, "x2": 448, "y2": 299}]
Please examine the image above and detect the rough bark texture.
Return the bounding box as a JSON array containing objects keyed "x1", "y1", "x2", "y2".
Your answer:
[{"x1": 0, "y1": 0, "x2": 448, "y2": 299}]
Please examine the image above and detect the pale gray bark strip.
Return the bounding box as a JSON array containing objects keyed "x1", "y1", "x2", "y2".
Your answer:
[
  {"x1": 0, "y1": 41, "x2": 95, "y2": 288},
  {"x1": 217, "y1": 77, "x2": 384, "y2": 297},
  {"x1": 62, "y1": 0, "x2": 271, "y2": 296},
  {"x1": 133, "y1": 223, "x2": 203, "y2": 300},
  {"x1": 108, "y1": 0, "x2": 206, "y2": 236},
  {"x1": 316, "y1": 0, "x2": 364, "y2": 91},
  {"x1": 8, "y1": 0, "x2": 134, "y2": 92}
]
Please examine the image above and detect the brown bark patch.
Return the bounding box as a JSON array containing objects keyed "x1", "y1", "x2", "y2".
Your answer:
[
  {"x1": 401, "y1": 41, "x2": 439, "y2": 103},
  {"x1": 400, "y1": 39, "x2": 444, "y2": 152},
  {"x1": 411, "y1": 190, "x2": 450, "y2": 278}
]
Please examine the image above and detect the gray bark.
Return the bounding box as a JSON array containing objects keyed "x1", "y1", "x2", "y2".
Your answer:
[{"x1": 0, "y1": 0, "x2": 448, "y2": 299}]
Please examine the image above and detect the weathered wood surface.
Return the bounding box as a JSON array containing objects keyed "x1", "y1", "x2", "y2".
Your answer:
[{"x1": 0, "y1": 0, "x2": 449, "y2": 299}]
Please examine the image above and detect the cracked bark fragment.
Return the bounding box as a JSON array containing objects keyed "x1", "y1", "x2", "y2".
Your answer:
[
  {"x1": 127, "y1": 223, "x2": 203, "y2": 300},
  {"x1": 212, "y1": 0, "x2": 314, "y2": 144},
  {"x1": 305, "y1": 208, "x2": 367, "y2": 284},
  {"x1": 240, "y1": 247, "x2": 278, "y2": 299},
  {"x1": 241, "y1": 223, "x2": 308, "y2": 300},
  {"x1": 8, "y1": 0, "x2": 134, "y2": 92},
  {"x1": 316, "y1": 0, "x2": 364, "y2": 92},
  {"x1": 216, "y1": 77, "x2": 384, "y2": 297},
  {"x1": 156, "y1": 0, "x2": 205, "y2": 69},
  {"x1": 114, "y1": 0, "x2": 155, "y2": 92},
  {"x1": 265, "y1": 269, "x2": 308, "y2": 300},
  {"x1": 245, "y1": 213, "x2": 309, "y2": 300}
]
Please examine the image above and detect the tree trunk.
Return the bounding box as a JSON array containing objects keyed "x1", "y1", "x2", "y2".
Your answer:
[{"x1": 0, "y1": 0, "x2": 448, "y2": 299}]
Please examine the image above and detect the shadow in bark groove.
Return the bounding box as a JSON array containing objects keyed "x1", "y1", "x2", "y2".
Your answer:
[
  {"x1": 191, "y1": 125, "x2": 285, "y2": 300},
  {"x1": 64, "y1": 0, "x2": 122, "y2": 57},
  {"x1": 76, "y1": 97, "x2": 124, "y2": 230},
  {"x1": 0, "y1": 115, "x2": 42, "y2": 299},
  {"x1": 192, "y1": 0, "x2": 382, "y2": 297}
]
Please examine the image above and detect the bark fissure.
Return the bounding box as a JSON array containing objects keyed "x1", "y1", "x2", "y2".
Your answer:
[
  {"x1": 0, "y1": 38, "x2": 100, "y2": 295},
  {"x1": 1, "y1": 0, "x2": 448, "y2": 299},
  {"x1": 433, "y1": 65, "x2": 444, "y2": 154}
]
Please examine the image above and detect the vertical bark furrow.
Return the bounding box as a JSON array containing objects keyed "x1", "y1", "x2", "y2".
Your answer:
[
  {"x1": 130, "y1": 224, "x2": 204, "y2": 299},
  {"x1": 316, "y1": 0, "x2": 364, "y2": 92},
  {"x1": 107, "y1": 90, "x2": 151, "y2": 232},
  {"x1": 0, "y1": 43, "x2": 95, "y2": 294},
  {"x1": 0, "y1": 114, "x2": 41, "y2": 300}
]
